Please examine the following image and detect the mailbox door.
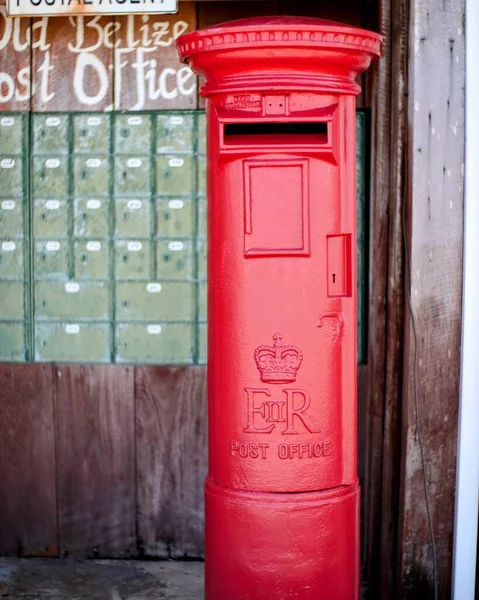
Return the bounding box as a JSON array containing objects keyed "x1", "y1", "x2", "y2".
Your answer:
[{"x1": 208, "y1": 97, "x2": 357, "y2": 493}]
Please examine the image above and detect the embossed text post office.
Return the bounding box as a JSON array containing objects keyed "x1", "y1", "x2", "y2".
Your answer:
[{"x1": 177, "y1": 17, "x2": 381, "y2": 600}]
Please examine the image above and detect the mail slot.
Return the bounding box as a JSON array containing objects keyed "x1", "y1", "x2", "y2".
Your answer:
[{"x1": 178, "y1": 15, "x2": 381, "y2": 600}]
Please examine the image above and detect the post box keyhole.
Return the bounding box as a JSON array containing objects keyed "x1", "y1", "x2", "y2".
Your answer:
[{"x1": 327, "y1": 235, "x2": 352, "y2": 297}]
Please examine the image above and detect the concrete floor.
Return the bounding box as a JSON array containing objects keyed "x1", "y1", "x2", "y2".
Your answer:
[{"x1": 0, "y1": 559, "x2": 204, "y2": 599}]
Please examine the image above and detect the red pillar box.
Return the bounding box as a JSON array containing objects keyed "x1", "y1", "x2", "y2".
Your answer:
[{"x1": 177, "y1": 17, "x2": 381, "y2": 600}]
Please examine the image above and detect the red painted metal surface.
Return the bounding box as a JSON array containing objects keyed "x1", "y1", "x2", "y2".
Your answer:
[{"x1": 178, "y1": 17, "x2": 381, "y2": 600}]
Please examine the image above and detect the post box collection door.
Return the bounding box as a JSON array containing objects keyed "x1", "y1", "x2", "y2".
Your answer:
[
  {"x1": 207, "y1": 102, "x2": 356, "y2": 494},
  {"x1": 178, "y1": 16, "x2": 381, "y2": 600}
]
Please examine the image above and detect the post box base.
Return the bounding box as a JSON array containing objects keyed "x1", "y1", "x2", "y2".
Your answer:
[{"x1": 205, "y1": 477, "x2": 360, "y2": 600}]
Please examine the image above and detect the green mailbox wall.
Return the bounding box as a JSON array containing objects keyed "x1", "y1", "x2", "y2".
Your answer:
[
  {"x1": 0, "y1": 111, "x2": 367, "y2": 364},
  {"x1": 0, "y1": 113, "x2": 29, "y2": 362}
]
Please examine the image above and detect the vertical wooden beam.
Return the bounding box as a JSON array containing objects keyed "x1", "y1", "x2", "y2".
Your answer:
[
  {"x1": 364, "y1": 0, "x2": 393, "y2": 589},
  {"x1": 398, "y1": 0, "x2": 465, "y2": 597},
  {"x1": 0, "y1": 364, "x2": 57, "y2": 556},
  {"x1": 378, "y1": 0, "x2": 408, "y2": 597},
  {"x1": 364, "y1": 1, "x2": 408, "y2": 598},
  {"x1": 55, "y1": 365, "x2": 136, "y2": 557},
  {"x1": 136, "y1": 366, "x2": 207, "y2": 558}
]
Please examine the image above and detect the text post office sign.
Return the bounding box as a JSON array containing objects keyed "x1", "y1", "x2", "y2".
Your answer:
[{"x1": 7, "y1": 0, "x2": 177, "y2": 16}]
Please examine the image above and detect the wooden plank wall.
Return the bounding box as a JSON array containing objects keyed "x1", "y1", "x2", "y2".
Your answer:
[
  {"x1": 398, "y1": 0, "x2": 465, "y2": 597},
  {"x1": 364, "y1": 0, "x2": 409, "y2": 596},
  {"x1": 0, "y1": 365, "x2": 57, "y2": 556},
  {"x1": 0, "y1": 364, "x2": 207, "y2": 558},
  {"x1": 364, "y1": 0, "x2": 466, "y2": 598},
  {"x1": 136, "y1": 367, "x2": 207, "y2": 558},
  {"x1": 55, "y1": 366, "x2": 136, "y2": 557}
]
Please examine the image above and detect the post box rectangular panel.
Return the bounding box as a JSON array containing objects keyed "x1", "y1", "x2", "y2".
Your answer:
[
  {"x1": 0, "y1": 281, "x2": 24, "y2": 319},
  {"x1": 0, "y1": 322, "x2": 26, "y2": 361},
  {"x1": 115, "y1": 198, "x2": 151, "y2": 239},
  {"x1": 0, "y1": 115, "x2": 24, "y2": 155},
  {"x1": 34, "y1": 199, "x2": 69, "y2": 239},
  {"x1": 115, "y1": 322, "x2": 194, "y2": 363},
  {"x1": 33, "y1": 115, "x2": 69, "y2": 155},
  {"x1": 243, "y1": 158, "x2": 310, "y2": 257},
  {"x1": 0, "y1": 199, "x2": 24, "y2": 238},
  {"x1": 73, "y1": 114, "x2": 111, "y2": 155},
  {"x1": 178, "y1": 16, "x2": 380, "y2": 600},
  {"x1": 74, "y1": 198, "x2": 110, "y2": 238},
  {"x1": 156, "y1": 197, "x2": 194, "y2": 238},
  {"x1": 74, "y1": 240, "x2": 110, "y2": 280},
  {"x1": 156, "y1": 239, "x2": 194, "y2": 281},
  {"x1": 206, "y1": 137, "x2": 351, "y2": 492},
  {"x1": 115, "y1": 281, "x2": 195, "y2": 322},
  {"x1": 156, "y1": 113, "x2": 194, "y2": 154},
  {"x1": 35, "y1": 281, "x2": 110, "y2": 320},
  {"x1": 35, "y1": 322, "x2": 111, "y2": 362},
  {"x1": 327, "y1": 234, "x2": 352, "y2": 297},
  {"x1": 0, "y1": 156, "x2": 23, "y2": 197},
  {"x1": 0, "y1": 239, "x2": 24, "y2": 279}
]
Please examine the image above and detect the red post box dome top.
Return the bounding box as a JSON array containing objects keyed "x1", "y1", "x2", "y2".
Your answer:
[{"x1": 176, "y1": 16, "x2": 382, "y2": 96}]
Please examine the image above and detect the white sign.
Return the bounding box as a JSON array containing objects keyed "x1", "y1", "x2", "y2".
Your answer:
[
  {"x1": 7, "y1": 0, "x2": 177, "y2": 17},
  {"x1": 147, "y1": 324, "x2": 162, "y2": 335},
  {"x1": 65, "y1": 282, "x2": 80, "y2": 293},
  {"x1": 65, "y1": 324, "x2": 80, "y2": 334},
  {"x1": 146, "y1": 282, "x2": 162, "y2": 293}
]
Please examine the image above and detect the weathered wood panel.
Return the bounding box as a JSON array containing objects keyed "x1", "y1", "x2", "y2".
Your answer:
[
  {"x1": 114, "y1": 3, "x2": 197, "y2": 110},
  {"x1": 377, "y1": 0, "x2": 408, "y2": 597},
  {"x1": 31, "y1": 16, "x2": 114, "y2": 111},
  {"x1": 398, "y1": 0, "x2": 465, "y2": 597},
  {"x1": 55, "y1": 365, "x2": 136, "y2": 557},
  {"x1": 364, "y1": 0, "x2": 392, "y2": 590},
  {"x1": 0, "y1": 364, "x2": 57, "y2": 556},
  {"x1": 136, "y1": 366, "x2": 207, "y2": 558},
  {"x1": 0, "y1": 9, "x2": 32, "y2": 111}
]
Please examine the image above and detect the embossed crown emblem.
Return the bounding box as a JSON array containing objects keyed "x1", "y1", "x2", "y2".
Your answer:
[{"x1": 254, "y1": 333, "x2": 303, "y2": 384}]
